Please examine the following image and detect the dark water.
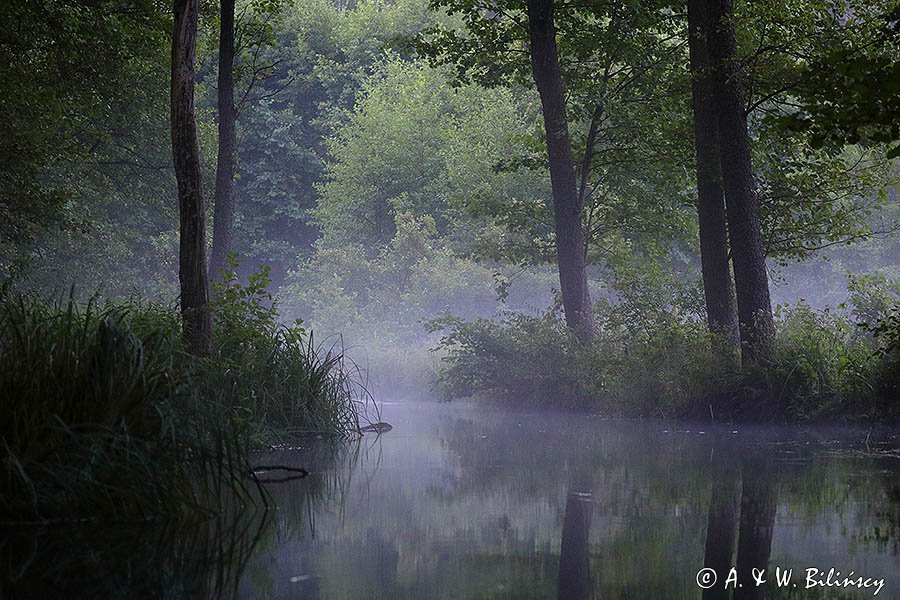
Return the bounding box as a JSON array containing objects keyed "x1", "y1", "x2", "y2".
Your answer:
[{"x1": 4, "y1": 401, "x2": 900, "y2": 599}]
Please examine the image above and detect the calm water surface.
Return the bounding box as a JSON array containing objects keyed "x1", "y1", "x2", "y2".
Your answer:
[{"x1": 4, "y1": 400, "x2": 900, "y2": 599}]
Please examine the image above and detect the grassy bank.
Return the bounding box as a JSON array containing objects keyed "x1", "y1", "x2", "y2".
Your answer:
[
  {"x1": 429, "y1": 277, "x2": 900, "y2": 422},
  {"x1": 0, "y1": 268, "x2": 366, "y2": 523}
]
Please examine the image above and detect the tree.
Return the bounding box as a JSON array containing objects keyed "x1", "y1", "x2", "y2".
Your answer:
[
  {"x1": 172, "y1": 0, "x2": 212, "y2": 354},
  {"x1": 775, "y1": 2, "x2": 900, "y2": 159},
  {"x1": 526, "y1": 0, "x2": 593, "y2": 341},
  {"x1": 706, "y1": 0, "x2": 774, "y2": 363},
  {"x1": 209, "y1": 0, "x2": 238, "y2": 284},
  {"x1": 687, "y1": 0, "x2": 739, "y2": 348},
  {"x1": 0, "y1": 0, "x2": 172, "y2": 281}
]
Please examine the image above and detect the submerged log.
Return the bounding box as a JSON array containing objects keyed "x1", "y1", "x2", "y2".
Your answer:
[{"x1": 360, "y1": 422, "x2": 393, "y2": 434}]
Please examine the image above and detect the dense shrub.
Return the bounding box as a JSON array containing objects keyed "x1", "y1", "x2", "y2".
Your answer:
[
  {"x1": 0, "y1": 265, "x2": 366, "y2": 522},
  {"x1": 737, "y1": 303, "x2": 879, "y2": 420},
  {"x1": 207, "y1": 258, "x2": 366, "y2": 439},
  {"x1": 428, "y1": 306, "x2": 729, "y2": 415},
  {"x1": 430, "y1": 276, "x2": 900, "y2": 422}
]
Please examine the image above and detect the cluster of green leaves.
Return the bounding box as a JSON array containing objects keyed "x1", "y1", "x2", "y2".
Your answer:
[
  {"x1": 415, "y1": 0, "x2": 898, "y2": 267},
  {"x1": 203, "y1": 0, "x2": 451, "y2": 283},
  {"x1": 312, "y1": 57, "x2": 545, "y2": 255},
  {"x1": 771, "y1": 2, "x2": 900, "y2": 158},
  {"x1": 0, "y1": 0, "x2": 187, "y2": 294},
  {"x1": 430, "y1": 274, "x2": 900, "y2": 421},
  {"x1": 208, "y1": 257, "x2": 365, "y2": 438},
  {"x1": 427, "y1": 302, "x2": 728, "y2": 416},
  {"x1": 419, "y1": 0, "x2": 700, "y2": 263}
]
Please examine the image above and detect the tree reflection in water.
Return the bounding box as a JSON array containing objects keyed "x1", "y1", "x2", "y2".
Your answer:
[
  {"x1": 557, "y1": 482, "x2": 593, "y2": 600},
  {"x1": 0, "y1": 438, "x2": 359, "y2": 599},
  {"x1": 5, "y1": 405, "x2": 900, "y2": 599}
]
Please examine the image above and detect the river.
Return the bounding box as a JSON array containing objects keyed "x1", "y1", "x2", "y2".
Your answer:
[{"x1": 3, "y1": 400, "x2": 900, "y2": 598}]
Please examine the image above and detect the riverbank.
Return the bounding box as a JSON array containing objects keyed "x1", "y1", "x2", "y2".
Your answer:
[
  {"x1": 429, "y1": 292, "x2": 900, "y2": 422},
  {"x1": 0, "y1": 283, "x2": 366, "y2": 523}
]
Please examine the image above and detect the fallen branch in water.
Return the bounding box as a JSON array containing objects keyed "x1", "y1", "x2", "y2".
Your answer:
[{"x1": 249, "y1": 465, "x2": 309, "y2": 484}]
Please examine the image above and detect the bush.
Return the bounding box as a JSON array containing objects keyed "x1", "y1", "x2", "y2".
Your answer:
[
  {"x1": 738, "y1": 303, "x2": 880, "y2": 420},
  {"x1": 0, "y1": 265, "x2": 366, "y2": 522},
  {"x1": 427, "y1": 309, "x2": 583, "y2": 406},
  {"x1": 429, "y1": 277, "x2": 900, "y2": 422},
  {"x1": 207, "y1": 257, "x2": 366, "y2": 440}
]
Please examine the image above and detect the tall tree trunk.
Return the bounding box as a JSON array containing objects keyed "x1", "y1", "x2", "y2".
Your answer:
[
  {"x1": 526, "y1": 0, "x2": 594, "y2": 342},
  {"x1": 705, "y1": 0, "x2": 774, "y2": 364},
  {"x1": 172, "y1": 0, "x2": 212, "y2": 354},
  {"x1": 209, "y1": 0, "x2": 237, "y2": 284},
  {"x1": 687, "y1": 0, "x2": 740, "y2": 351}
]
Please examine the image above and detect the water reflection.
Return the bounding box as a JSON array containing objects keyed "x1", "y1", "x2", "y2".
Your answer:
[
  {"x1": 236, "y1": 405, "x2": 900, "y2": 599},
  {"x1": 702, "y1": 440, "x2": 740, "y2": 600},
  {"x1": 733, "y1": 455, "x2": 778, "y2": 600},
  {"x1": 0, "y1": 439, "x2": 358, "y2": 599},
  {"x1": 1, "y1": 514, "x2": 268, "y2": 598},
  {"x1": 557, "y1": 485, "x2": 593, "y2": 600},
  {"x1": 3, "y1": 403, "x2": 900, "y2": 599}
]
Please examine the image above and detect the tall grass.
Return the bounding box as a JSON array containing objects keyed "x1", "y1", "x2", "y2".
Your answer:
[{"x1": 0, "y1": 282, "x2": 367, "y2": 522}]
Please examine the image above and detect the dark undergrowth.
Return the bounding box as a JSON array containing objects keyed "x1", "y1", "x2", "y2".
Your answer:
[
  {"x1": 429, "y1": 275, "x2": 900, "y2": 423},
  {"x1": 0, "y1": 263, "x2": 368, "y2": 523}
]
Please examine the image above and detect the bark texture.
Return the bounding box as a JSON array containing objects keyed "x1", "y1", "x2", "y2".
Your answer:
[
  {"x1": 209, "y1": 0, "x2": 237, "y2": 284},
  {"x1": 171, "y1": 0, "x2": 211, "y2": 354},
  {"x1": 706, "y1": 0, "x2": 774, "y2": 364},
  {"x1": 687, "y1": 0, "x2": 740, "y2": 348},
  {"x1": 526, "y1": 0, "x2": 594, "y2": 342}
]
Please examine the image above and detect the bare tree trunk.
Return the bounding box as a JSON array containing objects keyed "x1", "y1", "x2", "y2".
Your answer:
[
  {"x1": 171, "y1": 0, "x2": 211, "y2": 354},
  {"x1": 209, "y1": 0, "x2": 237, "y2": 284},
  {"x1": 688, "y1": 0, "x2": 740, "y2": 352},
  {"x1": 706, "y1": 0, "x2": 774, "y2": 364},
  {"x1": 526, "y1": 0, "x2": 594, "y2": 342}
]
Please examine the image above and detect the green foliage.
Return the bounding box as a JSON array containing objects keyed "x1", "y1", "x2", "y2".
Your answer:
[
  {"x1": 744, "y1": 303, "x2": 880, "y2": 420},
  {"x1": 212, "y1": 255, "x2": 284, "y2": 349},
  {"x1": 0, "y1": 281, "x2": 365, "y2": 522},
  {"x1": 207, "y1": 258, "x2": 364, "y2": 439},
  {"x1": 430, "y1": 277, "x2": 900, "y2": 421},
  {"x1": 771, "y1": 2, "x2": 900, "y2": 158},
  {"x1": 428, "y1": 302, "x2": 729, "y2": 416},
  {"x1": 210, "y1": 0, "x2": 450, "y2": 281},
  {"x1": 312, "y1": 56, "x2": 544, "y2": 256},
  {"x1": 419, "y1": 0, "x2": 700, "y2": 264},
  {"x1": 0, "y1": 0, "x2": 178, "y2": 288},
  {"x1": 0, "y1": 294, "x2": 249, "y2": 521}
]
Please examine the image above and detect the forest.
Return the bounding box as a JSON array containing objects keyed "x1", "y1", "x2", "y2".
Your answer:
[{"x1": 1, "y1": 0, "x2": 900, "y2": 542}]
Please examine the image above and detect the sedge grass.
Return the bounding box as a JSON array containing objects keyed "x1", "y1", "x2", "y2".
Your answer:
[{"x1": 0, "y1": 292, "x2": 366, "y2": 523}]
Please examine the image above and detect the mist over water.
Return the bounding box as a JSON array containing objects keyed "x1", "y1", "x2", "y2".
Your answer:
[
  {"x1": 235, "y1": 401, "x2": 900, "y2": 599},
  {"x1": 7, "y1": 400, "x2": 899, "y2": 598},
  {"x1": 3, "y1": 0, "x2": 900, "y2": 596}
]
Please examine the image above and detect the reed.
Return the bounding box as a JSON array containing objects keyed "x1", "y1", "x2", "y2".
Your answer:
[{"x1": 0, "y1": 290, "x2": 365, "y2": 522}]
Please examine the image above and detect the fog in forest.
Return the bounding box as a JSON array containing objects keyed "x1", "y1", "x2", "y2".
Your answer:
[{"x1": 2, "y1": 0, "x2": 900, "y2": 596}]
